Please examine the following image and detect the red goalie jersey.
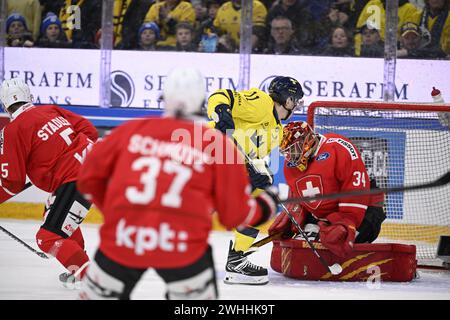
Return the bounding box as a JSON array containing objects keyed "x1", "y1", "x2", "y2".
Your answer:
[
  {"x1": 284, "y1": 133, "x2": 380, "y2": 229},
  {"x1": 77, "y1": 117, "x2": 270, "y2": 269},
  {"x1": 0, "y1": 103, "x2": 97, "y2": 203}
]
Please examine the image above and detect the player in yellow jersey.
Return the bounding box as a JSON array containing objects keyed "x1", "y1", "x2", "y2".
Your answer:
[{"x1": 207, "y1": 76, "x2": 304, "y2": 285}]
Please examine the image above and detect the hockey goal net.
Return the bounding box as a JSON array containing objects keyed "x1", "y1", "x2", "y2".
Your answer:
[{"x1": 307, "y1": 101, "x2": 450, "y2": 265}]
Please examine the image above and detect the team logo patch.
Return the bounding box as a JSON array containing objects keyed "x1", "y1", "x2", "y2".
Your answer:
[
  {"x1": 316, "y1": 152, "x2": 330, "y2": 161},
  {"x1": 295, "y1": 175, "x2": 323, "y2": 211}
]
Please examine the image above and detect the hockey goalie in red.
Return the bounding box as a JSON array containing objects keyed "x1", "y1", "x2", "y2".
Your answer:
[
  {"x1": 76, "y1": 67, "x2": 278, "y2": 300},
  {"x1": 269, "y1": 121, "x2": 386, "y2": 258},
  {"x1": 0, "y1": 78, "x2": 97, "y2": 285}
]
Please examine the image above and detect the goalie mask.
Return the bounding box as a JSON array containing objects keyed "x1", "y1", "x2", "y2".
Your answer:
[
  {"x1": 268, "y1": 76, "x2": 304, "y2": 120},
  {"x1": 280, "y1": 121, "x2": 319, "y2": 171},
  {"x1": 0, "y1": 78, "x2": 33, "y2": 114}
]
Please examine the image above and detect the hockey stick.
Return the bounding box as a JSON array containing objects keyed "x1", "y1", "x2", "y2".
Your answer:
[
  {"x1": 281, "y1": 170, "x2": 450, "y2": 205},
  {"x1": 249, "y1": 231, "x2": 284, "y2": 249},
  {"x1": 0, "y1": 225, "x2": 49, "y2": 259},
  {"x1": 0, "y1": 182, "x2": 49, "y2": 259}
]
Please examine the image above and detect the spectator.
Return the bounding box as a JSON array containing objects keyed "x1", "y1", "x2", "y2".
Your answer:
[
  {"x1": 7, "y1": 0, "x2": 41, "y2": 41},
  {"x1": 397, "y1": 21, "x2": 446, "y2": 58},
  {"x1": 144, "y1": 0, "x2": 196, "y2": 47},
  {"x1": 216, "y1": 33, "x2": 238, "y2": 52},
  {"x1": 36, "y1": 13, "x2": 72, "y2": 49},
  {"x1": 251, "y1": 27, "x2": 267, "y2": 54},
  {"x1": 196, "y1": 0, "x2": 222, "y2": 52},
  {"x1": 174, "y1": 22, "x2": 199, "y2": 51},
  {"x1": 206, "y1": 0, "x2": 222, "y2": 21},
  {"x1": 266, "y1": 0, "x2": 315, "y2": 50},
  {"x1": 412, "y1": 0, "x2": 450, "y2": 56},
  {"x1": 264, "y1": 16, "x2": 306, "y2": 55},
  {"x1": 135, "y1": 22, "x2": 160, "y2": 51},
  {"x1": 192, "y1": 0, "x2": 209, "y2": 28},
  {"x1": 6, "y1": 13, "x2": 34, "y2": 47},
  {"x1": 360, "y1": 22, "x2": 384, "y2": 57},
  {"x1": 314, "y1": 2, "x2": 352, "y2": 53},
  {"x1": 213, "y1": 0, "x2": 267, "y2": 49},
  {"x1": 351, "y1": 0, "x2": 419, "y2": 56},
  {"x1": 321, "y1": 26, "x2": 354, "y2": 57},
  {"x1": 114, "y1": 0, "x2": 154, "y2": 50},
  {"x1": 40, "y1": 0, "x2": 101, "y2": 49},
  {"x1": 306, "y1": 0, "x2": 353, "y2": 23}
]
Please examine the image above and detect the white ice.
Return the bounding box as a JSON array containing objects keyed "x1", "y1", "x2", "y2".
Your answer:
[{"x1": 1, "y1": 219, "x2": 450, "y2": 300}]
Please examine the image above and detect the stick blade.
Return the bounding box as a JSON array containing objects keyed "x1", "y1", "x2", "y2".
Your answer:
[{"x1": 329, "y1": 263, "x2": 343, "y2": 275}]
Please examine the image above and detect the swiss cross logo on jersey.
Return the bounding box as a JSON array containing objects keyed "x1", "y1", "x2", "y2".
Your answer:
[{"x1": 295, "y1": 175, "x2": 323, "y2": 210}]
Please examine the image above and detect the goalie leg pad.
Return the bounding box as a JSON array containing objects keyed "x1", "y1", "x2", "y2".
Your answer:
[
  {"x1": 79, "y1": 249, "x2": 146, "y2": 300},
  {"x1": 155, "y1": 245, "x2": 218, "y2": 300},
  {"x1": 271, "y1": 239, "x2": 417, "y2": 282}
]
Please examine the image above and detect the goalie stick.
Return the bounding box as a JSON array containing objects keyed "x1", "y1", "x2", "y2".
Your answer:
[
  {"x1": 0, "y1": 182, "x2": 49, "y2": 259},
  {"x1": 281, "y1": 170, "x2": 450, "y2": 205},
  {"x1": 234, "y1": 140, "x2": 343, "y2": 275}
]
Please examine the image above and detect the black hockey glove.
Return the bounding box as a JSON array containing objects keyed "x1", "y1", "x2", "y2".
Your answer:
[
  {"x1": 212, "y1": 104, "x2": 234, "y2": 134},
  {"x1": 246, "y1": 159, "x2": 273, "y2": 190}
]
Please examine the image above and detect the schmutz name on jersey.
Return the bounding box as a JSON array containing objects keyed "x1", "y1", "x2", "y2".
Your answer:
[{"x1": 116, "y1": 219, "x2": 188, "y2": 255}]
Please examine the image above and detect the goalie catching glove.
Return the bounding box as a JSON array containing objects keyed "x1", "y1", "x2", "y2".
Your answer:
[
  {"x1": 268, "y1": 205, "x2": 305, "y2": 239},
  {"x1": 211, "y1": 104, "x2": 235, "y2": 134}
]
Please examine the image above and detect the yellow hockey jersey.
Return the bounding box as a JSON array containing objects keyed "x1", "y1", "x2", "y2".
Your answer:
[
  {"x1": 207, "y1": 88, "x2": 282, "y2": 160},
  {"x1": 354, "y1": 0, "x2": 418, "y2": 56},
  {"x1": 411, "y1": 9, "x2": 450, "y2": 55},
  {"x1": 213, "y1": 1, "x2": 267, "y2": 45},
  {"x1": 144, "y1": 1, "x2": 196, "y2": 46},
  {"x1": 113, "y1": 0, "x2": 132, "y2": 46}
]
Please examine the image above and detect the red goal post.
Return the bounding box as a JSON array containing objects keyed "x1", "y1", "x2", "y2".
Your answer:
[{"x1": 307, "y1": 100, "x2": 450, "y2": 264}]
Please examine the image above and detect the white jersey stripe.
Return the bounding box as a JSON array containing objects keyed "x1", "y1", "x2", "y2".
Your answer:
[{"x1": 339, "y1": 203, "x2": 368, "y2": 210}]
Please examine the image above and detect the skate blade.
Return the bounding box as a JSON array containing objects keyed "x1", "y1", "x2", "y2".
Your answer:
[{"x1": 223, "y1": 272, "x2": 269, "y2": 285}]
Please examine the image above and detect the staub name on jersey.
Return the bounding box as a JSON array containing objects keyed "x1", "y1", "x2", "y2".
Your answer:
[
  {"x1": 37, "y1": 116, "x2": 71, "y2": 141},
  {"x1": 326, "y1": 138, "x2": 359, "y2": 160}
]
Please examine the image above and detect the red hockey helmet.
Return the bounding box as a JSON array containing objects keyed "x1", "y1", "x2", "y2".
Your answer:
[{"x1": 280, "y1": 121, "x2": 319, "y2": 171}]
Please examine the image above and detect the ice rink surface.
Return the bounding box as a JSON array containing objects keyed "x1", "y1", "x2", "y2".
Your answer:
[{"x1": 1, "y1": 219, "x2": 450, "y2": 300}]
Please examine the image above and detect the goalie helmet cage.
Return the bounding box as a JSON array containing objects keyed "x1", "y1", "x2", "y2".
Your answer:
[{"x1": 307, "y1": 100, "x2": 450, "y2": 266}]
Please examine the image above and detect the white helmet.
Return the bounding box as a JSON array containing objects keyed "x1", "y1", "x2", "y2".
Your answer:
[
  {"x1": 163, "y1": 67, "x2": 205, "y2": 117},
  {"x1": 0, "y1": 78, "x2": 32, "y2": 112}
]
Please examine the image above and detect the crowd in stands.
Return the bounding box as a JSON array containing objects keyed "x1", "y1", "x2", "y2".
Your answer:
[{"x1": 4, "y1": 0, "x2": 450, "y2": 59}]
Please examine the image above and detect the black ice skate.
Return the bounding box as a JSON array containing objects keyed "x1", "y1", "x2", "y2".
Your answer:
[{"x1": 224, "y1": 241, "x2": 268, "y2": 285}]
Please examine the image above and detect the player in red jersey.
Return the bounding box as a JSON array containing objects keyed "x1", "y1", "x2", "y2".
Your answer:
[
  {"x1": 269, "y1": 121, "x2": 386, "y2": 257},
  {"x1": 0, "y1": 78, "x2": 97, "y2": 284},
  {"x1": 77, "y1": 67, "x2": 279, "y2": 300}
]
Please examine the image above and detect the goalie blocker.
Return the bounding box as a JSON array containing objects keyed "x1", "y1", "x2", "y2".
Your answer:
[{"x1": 271, "y1": 239, "x2": 416, "y2": 282}]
